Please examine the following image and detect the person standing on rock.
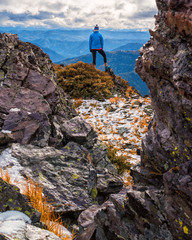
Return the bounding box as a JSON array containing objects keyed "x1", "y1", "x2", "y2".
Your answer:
[{"x1": 89, "y1": 24, "x2": 110, "y2": 72}]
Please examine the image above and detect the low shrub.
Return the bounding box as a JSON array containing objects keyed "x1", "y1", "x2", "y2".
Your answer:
[{"x1": 54, "y1": 62, "x2": 114, "y2": 100}]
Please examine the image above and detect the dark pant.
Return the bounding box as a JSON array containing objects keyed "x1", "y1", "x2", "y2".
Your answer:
[{"x1": 91, "y1": 49, "x2": 107, "y2": 65}]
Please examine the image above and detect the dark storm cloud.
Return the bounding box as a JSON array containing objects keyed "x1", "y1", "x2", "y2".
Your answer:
[{"x1": 0, "y1": 10, "x2": 65, "y2": 22}]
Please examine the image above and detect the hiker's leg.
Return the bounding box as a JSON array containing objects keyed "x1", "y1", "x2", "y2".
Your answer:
[
  {"x1": 98, "y1": 49, "x2": 107, "y2": 65},
  {"x1": 92, "y1": 50, "x2": 97, "y2": 67}
]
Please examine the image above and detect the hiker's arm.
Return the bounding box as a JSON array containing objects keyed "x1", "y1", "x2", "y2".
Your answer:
[
  {"x1": 89, "y1": 35, "x2": 92, "y2": 51},
  {"x1": 100, "y1": 35, "x2": 104, "y2": 49}
]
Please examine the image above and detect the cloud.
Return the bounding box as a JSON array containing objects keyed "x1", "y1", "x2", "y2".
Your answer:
[
  {"x1": 0, "y1": 10, "x2": 65, "y2": 22},
  {"x1": 115, "y1": 2, "x2": 125, "y2": 10},
  {"x1": 0, "y1": 0, "x2": 157, "y2": 29},
  {"x1": 129, "y1": 9, "x2": 157, "y2": 19}
]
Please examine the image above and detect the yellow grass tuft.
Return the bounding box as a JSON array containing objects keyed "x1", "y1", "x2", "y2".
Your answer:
[
  {"x1": 23, "y1": 177, "x2": 76, "y2": 240},
  {"x1": 0, "y1": 167, "x2": 12, "y2": 184},
  {"x1": 0, "y1": 168, "x2": 75, "y2": 240},
  {"x1": 73, "y1": 98, "x2": 83, "y2": 108},
  {"x1": 109, "y1": 96, "x2": 126, "y2": 104}
]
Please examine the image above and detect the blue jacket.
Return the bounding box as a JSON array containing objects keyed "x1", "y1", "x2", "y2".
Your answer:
[{"x1": 89, "y1": 32, "x2": 104, "y2": 50}]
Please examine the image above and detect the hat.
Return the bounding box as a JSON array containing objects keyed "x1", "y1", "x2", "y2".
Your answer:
[{"x1": 93, "y1": 24, "x2": 99, "y2": 32}]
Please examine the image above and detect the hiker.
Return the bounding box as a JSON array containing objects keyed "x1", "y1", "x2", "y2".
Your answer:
[{"x1": 89, "y1": 24, "x2": 110, "y2": 71}]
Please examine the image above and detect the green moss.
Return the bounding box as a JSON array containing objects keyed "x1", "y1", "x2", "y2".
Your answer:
[
  {"x1": 24, "y1": 210, "x2": 31, "y2": 217},
  {"x1": 64, "y1": 145, "x2": 70, "y2": 150},
  {"x1": 183, "y1": 226, "x2": 189, "y2": 234},
  {"x1": 186, "y1": 117, "x2": 191, "y2": 121},
  {"x1": 72, "y1": 173, "x2": 79, "y2": 180},
  {"x1": 91, "y1": 187, "x2": 98, "y2": 200},
  {"x1": 39, "y1": 172, "x2": 46, "y2": 182},
  {"x1": 13, "y1": 186, "x2": 20, "y2": 192}
]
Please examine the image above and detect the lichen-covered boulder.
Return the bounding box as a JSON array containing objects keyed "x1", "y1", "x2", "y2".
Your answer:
[
  {"x1": 0, "y1": 178, "x2": 40, "y2": 223},
  {"x1": 8, "y1": 142, "x2": 123, "y2": 214}
]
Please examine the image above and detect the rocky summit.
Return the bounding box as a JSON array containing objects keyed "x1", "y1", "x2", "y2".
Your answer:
[{"x1": 76, "y1": 1, "x2": 192, "y2": 240}]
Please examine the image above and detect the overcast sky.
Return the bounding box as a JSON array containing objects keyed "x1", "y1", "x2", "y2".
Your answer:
[{"x1": 0, "y1": 0, "x2": 157, "y2": 29}]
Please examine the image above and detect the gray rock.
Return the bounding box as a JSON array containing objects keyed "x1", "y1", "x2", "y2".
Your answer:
[
  {"x1": 10, "y1": 142, "x2": 123, "y2": 214},
  {"x1": 61, "y1": 116, "x2": 98, "y2": 148},
  {"x1": 0, "y1": 220, "x2": 62, "y2": 240},
  {"x1": 117, "y1": 127, "x2": 130, "y2": 135}
]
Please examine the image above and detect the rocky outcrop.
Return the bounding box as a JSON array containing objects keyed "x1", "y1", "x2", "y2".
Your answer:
[
  {"x1": 135, "y1": 0, "x2": 192, "y2": 175},
  {"x1": 0, "y1": 32, "x2": 77, "y2": 148},
  {"x1": 0, "y1": 32, "x2": 123, "y2": 223},
  {"x1": 76, "y1": 0, "x2": 192, "y2": 239},
  {"x1": 5, "y1": 142, "x2": 122, "y2": 214}
]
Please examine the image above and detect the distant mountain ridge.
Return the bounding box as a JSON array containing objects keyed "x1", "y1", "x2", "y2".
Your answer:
[
  {"x1": 58, "y1": 50, "x2": 149, "y2": 96},
  {"x1": 112, "y1": 42, "x2": 143, "y2": 51},
  {"x1": 0, "y1": 27, "x2": 150, "y2": 62}
]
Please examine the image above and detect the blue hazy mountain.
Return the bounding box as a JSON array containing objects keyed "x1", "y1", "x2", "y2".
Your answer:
[
  {"x1": 112, "y1": 43, "x2": 143, "y2": 51},
  {"x1": 57, "y1": 50, "x2": 149, "y2": 96},
  {"x1": 0, "y1": 27, "x2": 150, "y2": 61}
]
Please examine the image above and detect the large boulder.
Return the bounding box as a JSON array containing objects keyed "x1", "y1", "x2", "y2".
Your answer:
[{"x1": 5, "y1": 142, "x2": 123, "y2": 214}]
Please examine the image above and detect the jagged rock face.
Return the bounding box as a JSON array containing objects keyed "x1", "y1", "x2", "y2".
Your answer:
[
  {"x1": 76, "y1": 1, "x2": 192, "y2": 239},
  {"x1": 0, "y1": 33, "x2": 77, "y2": 148},
  {"x1": 135, "y1": 0, "x2": 192, "y2": 174}
]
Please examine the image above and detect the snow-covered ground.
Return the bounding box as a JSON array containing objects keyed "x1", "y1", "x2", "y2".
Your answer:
[{"x1": 75, "y1": 95, "x2": 153, "y2": 178}]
